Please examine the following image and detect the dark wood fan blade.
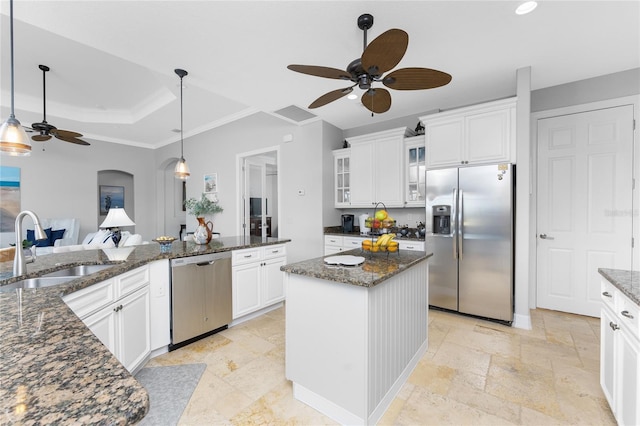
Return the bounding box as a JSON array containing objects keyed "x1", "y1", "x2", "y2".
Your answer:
[
  {"x1": 309, "y1": 87, "x2": 354, "y2": 109},
  {"x1": 383, "y1": 67, "x2": 452, "y2": 90},
  {"x1": 361, "y1": 88, "x2": 391, "y2": 114},
  {"x1": 287, "y1": 65, "x2": 351, "y2": 80},
  {"x1": 361, "y1": 29, "x2": 408, "y2": 76},
  {"x1": 51, "y1": 129, "x2": 83, "y2": 138},
  {"x1": 32, "y1": 134, "x2": 51, "y2": 142},
  {"x1": 55, "y1": 134, "x2": 90, "y2": 145}
]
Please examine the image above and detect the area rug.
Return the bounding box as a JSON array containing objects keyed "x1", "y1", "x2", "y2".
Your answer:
[{"x1": 135, "y1": 363, "x2": 207, "y2": 426}]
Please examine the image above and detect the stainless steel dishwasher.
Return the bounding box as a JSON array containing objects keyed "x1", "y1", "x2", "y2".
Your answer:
[{"x1": 170, "y1": 252, "x2": 232, "y2": 350}]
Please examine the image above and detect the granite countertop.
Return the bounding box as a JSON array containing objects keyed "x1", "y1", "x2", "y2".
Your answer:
[
  {"x1": 281, "y1": 249, "x2": 432, "y2": 288},
  {"x1": 0, "y1": 236, "x2": 290, "y2": 425},
  {"x1": 599, "y1": 268, "x2": 640, "y2": 306}
]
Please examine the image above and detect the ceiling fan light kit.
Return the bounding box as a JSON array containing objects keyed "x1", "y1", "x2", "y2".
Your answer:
[
  {"x1": 174, "y1": 68, "x2": 191, "y2": 180},
  {"x1": 287, "y1": 13, "x2": 452, "y2": 115},
  {"x1": 0, "y1": 0, "x2": 31, "y2": 156}
]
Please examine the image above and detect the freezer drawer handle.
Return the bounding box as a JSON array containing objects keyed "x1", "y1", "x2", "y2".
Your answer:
[
  {"x1": 621, "y1": 310, "x2": 635, "y2": 319},
  {"x1": 609, "y1": 321, "x2": 620, "y2": 331}
]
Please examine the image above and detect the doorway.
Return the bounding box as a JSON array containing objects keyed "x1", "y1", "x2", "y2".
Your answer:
[
  {"x1": 239, "y1": 149, "x2": 279, "y2": 238},
  {"x1": 536, "y1": 104, "x2": 634, "y2": 317}
]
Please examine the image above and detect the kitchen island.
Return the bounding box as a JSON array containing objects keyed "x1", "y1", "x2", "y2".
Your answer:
[
  {"x1": 282, "y1": 249, "x2": 431, "y2": 425},
  {"x1": 0, "y1": 236, "x2": 289, "y2": 425}
]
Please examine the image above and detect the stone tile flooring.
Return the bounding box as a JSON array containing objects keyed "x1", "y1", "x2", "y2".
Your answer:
[{"x1": 145, "y1": 306, "x2": 615, "y2": 425}]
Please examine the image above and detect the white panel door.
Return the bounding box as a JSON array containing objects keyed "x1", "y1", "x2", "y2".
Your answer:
[{"x1": 537, "y1": 105, "x2": 634, "y2": 317}]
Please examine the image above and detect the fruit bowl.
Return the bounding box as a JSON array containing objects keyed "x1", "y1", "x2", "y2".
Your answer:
[{"x1": 361, "y1": 235, "x2": 399, "y2": 253}]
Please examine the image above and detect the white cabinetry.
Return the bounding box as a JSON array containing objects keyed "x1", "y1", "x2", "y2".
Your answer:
[
  {"x1": 63, "y1": 265, "x2": 151, "y2": 373},
  {"x1": 420, "y1": 98, "x2": 516, "y2": 169},
  {"x1": 404, "y1": 135, "x2": 426, "y2": 207},
  {"x1": 333, "y1": 149, "x2": 351, "y2": 207},
  {"x1": 148, "y1": 259, "x2": 170, "y2": 354},
  {"x1": 232, "y1": 244, "x2": 287, "y2": 322},
  {"x1": 345, "y1": 127, "x2": 413, "y2": 207},
  {"x1": 600, "y1": 277, "x2": 640, "y2": 425},
  {"x1": 324, "y1": 235, "x2": 424, "y2": 255}
]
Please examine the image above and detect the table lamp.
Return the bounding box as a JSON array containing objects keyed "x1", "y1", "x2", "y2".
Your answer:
[{"x1": 99, "y1": 208, "x2": 135, "y2": 247}]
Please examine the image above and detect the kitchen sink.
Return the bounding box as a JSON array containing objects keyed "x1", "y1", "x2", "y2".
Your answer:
[
  {"x1": 42, "y1": 264, "x2": 113, "y2": 278},
  {"x1": 1, "y1": 276, "x2": 76, "y2": 291}
]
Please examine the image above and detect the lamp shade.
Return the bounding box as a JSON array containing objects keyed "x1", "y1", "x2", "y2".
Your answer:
[
  {"x1": 100, "y1": 208, "x2": 135, "y2": 228},
  {"x1": 0, "y1": 116, "x2": 31, "y2": 156},
  {"x1": 174, "y1": 157, "x2": 191, "y2": 180}
]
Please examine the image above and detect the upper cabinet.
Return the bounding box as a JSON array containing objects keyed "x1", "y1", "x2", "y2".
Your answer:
[
  {"x1": 333, "y1": 149, "x2": 351, "y2": 208},
  {"x1": 341, "y1": 127, "x2": 414, "y2": 208},
  {"x1": 420, "y1": 98, "x2": 517, "y2": 169},
  {"x1": 404, "y1": 135, "x2": 426, "y2": 207}
]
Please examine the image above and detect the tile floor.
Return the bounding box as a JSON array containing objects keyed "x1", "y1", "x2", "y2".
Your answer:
[{"x1": 145, "y1": 306, "x2": 615, "y2": 425}]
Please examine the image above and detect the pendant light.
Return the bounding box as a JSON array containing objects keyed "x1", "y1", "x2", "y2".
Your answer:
[
  {"x1": 174, "y1": 68, "x2": 190, "y2": 180},
  {"x1": 0, "y1": 0, "x2": 31, "y2": 156}
]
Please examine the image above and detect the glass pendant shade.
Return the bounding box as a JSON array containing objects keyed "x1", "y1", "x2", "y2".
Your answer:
[
  {"x1": 0, "y1": 0, "x2": 31, "y2": 156},
  {"x1": 0, "y1": 116, "x2": 31, "y2": 156},
  {"x1": 174, "y1": 157, "x2": 191, "y2": 180}
]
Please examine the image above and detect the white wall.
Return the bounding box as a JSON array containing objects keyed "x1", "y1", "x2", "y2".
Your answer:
[{"x1": 0, "y1": 139, "x2": 156, "y2": 247}]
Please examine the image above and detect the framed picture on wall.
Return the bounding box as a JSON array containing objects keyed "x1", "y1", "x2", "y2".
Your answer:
[
  {"x1": 204, "y1": 173, "x2": 218, "y2": 194},
  {"x1": 99, "y1": 185, "x2": 125, "y2": 215}
]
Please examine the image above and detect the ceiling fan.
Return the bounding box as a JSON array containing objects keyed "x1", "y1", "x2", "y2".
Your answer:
[
  {"x1": 288, "y1": 14, "x2": 452, "y2": 114},
  {"x1": 27, "y1": 64, "x2": 89, "y2": 146}
]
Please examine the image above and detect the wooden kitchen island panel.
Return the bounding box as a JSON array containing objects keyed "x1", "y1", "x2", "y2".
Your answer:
[{"x1": 282, "y1": 250, "x2": 430, "y2": 425}]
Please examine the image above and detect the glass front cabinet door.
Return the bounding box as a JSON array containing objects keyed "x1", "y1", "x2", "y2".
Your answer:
[
  {"x1": 405, "y1": 135, "x2": 426, "y2": 206},
  {"x1": 334, "y1": 149, "x2": 351, "y2": 207}
]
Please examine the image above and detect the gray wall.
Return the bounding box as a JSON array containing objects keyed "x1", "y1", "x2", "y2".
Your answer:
[
  {"x1": 0, "y1": 139, "x2": 156, "y2": 247},
  {"x1": 156, "y1": 112, "x2": 342, "y2": 263}
]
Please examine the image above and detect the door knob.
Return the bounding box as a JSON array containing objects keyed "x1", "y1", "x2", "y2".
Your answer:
[{"x1": 539, "y1": 234, "x2": 554, "y2": 240}]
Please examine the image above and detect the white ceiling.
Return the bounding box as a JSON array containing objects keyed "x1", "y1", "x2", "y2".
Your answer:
[{"x1": 1, "y1": 1, "x2": 638, "y2": 149}]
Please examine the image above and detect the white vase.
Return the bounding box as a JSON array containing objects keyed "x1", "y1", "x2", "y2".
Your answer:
[{"x1": 192, "y1": 217, "x2": 213, "y2": 245}]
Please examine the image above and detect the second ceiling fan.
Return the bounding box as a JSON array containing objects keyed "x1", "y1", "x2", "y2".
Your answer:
[
  {"x1": 288, "y1": 14, "x2": 452, "y2": 114},
  {"x1": 28, "y1": 64, "x2": 89, "y2": 146}
]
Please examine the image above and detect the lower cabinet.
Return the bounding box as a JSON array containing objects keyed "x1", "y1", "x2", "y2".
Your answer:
[
  {"x1": 63, "y1": 265, "x2": 151, "y2": 373},
  {"x1": 232, "y1": 244, "x2": 286, "y2": 320},
  {"x1": 600, "y1": 278, "x2": 640, "y2": 425},
  {"x1": 324, "y1": 235, "x2": 425, "y2": 255}
]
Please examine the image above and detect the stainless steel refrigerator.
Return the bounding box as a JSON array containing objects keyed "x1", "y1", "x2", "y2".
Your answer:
[{"x1": 426, "y1": 163, "x2": 514, "y2": 323}]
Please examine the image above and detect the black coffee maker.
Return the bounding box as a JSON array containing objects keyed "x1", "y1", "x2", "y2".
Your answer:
[{"x1": 341, "y1": 214, "x2": 354, "y2": 233}]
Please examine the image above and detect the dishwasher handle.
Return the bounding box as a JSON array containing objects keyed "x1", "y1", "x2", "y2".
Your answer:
[{"x1": 196, "y1": 260, "x2": 215, "y2": 266}]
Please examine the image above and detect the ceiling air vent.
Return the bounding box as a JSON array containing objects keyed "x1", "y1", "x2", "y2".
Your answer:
[{"x1": 272, "y1": 105, "x2": 318, "y2": 125}]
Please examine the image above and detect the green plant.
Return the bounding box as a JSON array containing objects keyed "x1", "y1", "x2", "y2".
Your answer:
[
  {"x1": 184, "y1": 193, "x2": 224, "y2": 217},
  {"x1": 10, "y1": 239, "x2": 34, "y2": 249}
]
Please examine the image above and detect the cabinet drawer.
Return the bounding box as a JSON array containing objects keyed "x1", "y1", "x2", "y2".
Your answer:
[
  {"x1": 601, "y1": 279, "x2": 617, "y2": 311},
  {"x1": 618, "y1": 294, "x2": 639, "y2": 337},
  {"x1": 263, "y1": 244, "x2": 286, "y2": 260},
  {"x1": 233, "y1": 248, "x2": 261, "y2": 265},
  {"x1": 399, "y1": 240, "x2": 425, "y2": 252},
  {"x1": 63, "y1": 279, "x2": 115, "y2": 319},
  {"x1": 324, "y1": 236, "x2": 343, "y2": 247},
  {"x1": 343, "y1": 237, "x2": 365, "y2": 249},
  {"x1": 116, "y1": 265, "x2": 150, "y2": 297}
]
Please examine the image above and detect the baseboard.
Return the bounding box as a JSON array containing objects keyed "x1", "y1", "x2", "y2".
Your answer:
[
  {"x1": 230, "y1": 302, "x2": 284, "y2": 327},
  {"x1": 512, "y1": 313, "x2": 532, "y2": 330}
]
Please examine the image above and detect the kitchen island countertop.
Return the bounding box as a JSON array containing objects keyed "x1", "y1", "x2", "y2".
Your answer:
[
  {"x1": 0, "y1": 236, "x2": 290, "y2": 425},
  {"x1": 281, "y1": 249, "x2": 431, "y2": 288}
]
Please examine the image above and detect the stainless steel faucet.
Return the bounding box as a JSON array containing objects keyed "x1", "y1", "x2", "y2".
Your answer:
[{"x1": 13, "y1": 210, "x2": 47, "y2": 276}]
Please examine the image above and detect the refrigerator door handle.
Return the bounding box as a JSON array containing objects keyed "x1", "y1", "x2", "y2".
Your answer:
[
  {"x1": 458, "y1": 189, "x2": 464, "y2": 259},
  {"x1": 452, "y1": 188, "x2": 458, "y2": 259}
]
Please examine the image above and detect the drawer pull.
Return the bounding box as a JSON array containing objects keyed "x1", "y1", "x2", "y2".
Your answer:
[
  {"x1": 610, "y1": 321, "x2": 620, "y2": 331},
  {"x1": 621, "y1": 310, "x2": 635, "y2": 319},
  {"x1": 602, "y1": 291, "x2": 612, "y2": 298},
  {"x1": 244, "y1": 254, "x2": 253, "y2": 258}
]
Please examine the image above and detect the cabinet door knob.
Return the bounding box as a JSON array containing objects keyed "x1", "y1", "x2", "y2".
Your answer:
[
  {"x1": 610, "y1": 321, "x2": 620, "y2": 331},
  {"x1": 602, "y1": 291, "x2": 612, "y2": 298},
  {"x1": 621, "y1": 310, "x2": 635, "y2": 319}
]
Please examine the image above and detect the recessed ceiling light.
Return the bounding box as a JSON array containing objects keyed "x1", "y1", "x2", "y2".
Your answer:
[{"x1": 516, "y1": 1, "x2": 538, "y2": 15}]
